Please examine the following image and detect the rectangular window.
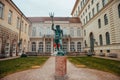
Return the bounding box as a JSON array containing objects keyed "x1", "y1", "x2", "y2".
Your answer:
[
  {"x1": 8, "y1": 10, "x2": 12, "y2": 24},
  {"x1": 89, "y1": 12, "x2": 91, "y2": 20},
  {"x1": 21, "y1": 21, "x2": 24, "y2": 31},
  {"x1": 25, "y1": 24, "x2": 27, "y2": 33},
  {"x1": 0, "y1": 2, "x2": 4, "y2": 18},
  {"x1": 96, "y1": 3, "x2": 100, "y2": 12},
  {"x1": 88, "y1": 4, "x2": 90, "y2": 9},
  {"x1": 17, "y1": 17, "x2": 20, "y2": 29},
  {"x1": 70, "y1": 28, "x2": 74, "y2": 36},
  {"x1": 91, "y1": 0, "x2": 94, "y2": 5},
  {"x1": 84, "y1": 19, "x2": 85, "y2": 25},
  {"x1": 84, "y1": 30, "x2": 86, "y2": 36},
  {"x1": 102, "y1": 0, "x2": 105, "y2": 7},
  {"x1": 77, "y1": 29, "x2": 81, "y2": 36},
  {"x1": 92, "y1": 8, "x2": 95, "y2": 17},
  {"x1": 86, "y1": 16, "x2": 88, "y2": 22}
]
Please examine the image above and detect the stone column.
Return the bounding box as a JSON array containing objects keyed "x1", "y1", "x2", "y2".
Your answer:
[
  {"x1": 51, "y1": 38, "x2": 53, "y2": 53},
  {"x1": 43, "y1": 38, "x2": 45, "y2": 53},
  {"x1": 75, "y1": 42, "x2": 77, "y2": 52},
  {"x1": 55, "y1": 56, "x2": 67, "y2": 80}
]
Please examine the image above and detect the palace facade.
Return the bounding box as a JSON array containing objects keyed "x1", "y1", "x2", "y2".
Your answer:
[
  {"x1": 28, "y1": 17, "x2": 83, "y2": 54},
  {"x1": 0, "y1": 0, "x2": 30, "y2": 58},
  {"x1": 71, "y1": 0, "x2": 120, "y2": 58}
]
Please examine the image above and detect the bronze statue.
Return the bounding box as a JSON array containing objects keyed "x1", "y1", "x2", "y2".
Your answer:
[{"x1": 50, "y1": 13, "x2": 65, "y2": 56}]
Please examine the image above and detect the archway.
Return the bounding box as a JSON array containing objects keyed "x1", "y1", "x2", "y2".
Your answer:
[
  {"x1": 38, "y1": 42, "x2": 43, "y2": 53},
  {"x1": 89, "y1": 32, "x2": 94, "y2": 53},
  {"x1": 77, "y1": 42, "x2": 81, "y2": 52},
  {"x1": 5, "y1": 39, "x2": 10, "y2": 57},
  {"x1": 12, "y1": 40, "x2": 17, "y2": 56}
]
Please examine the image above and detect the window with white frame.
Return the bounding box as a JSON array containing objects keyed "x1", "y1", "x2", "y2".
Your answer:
[
  {"x1": 89, "y1": 12, "x2": 91, "y2": 20},
  {"x1": 63, "y1": 42, "x2": 67, "y2": 52},
  {"x1": 70, "y1": 42, "x2": 75, "y2": 52},
  {"x1": 102, "y1": 0, "x2": 105, "y2": 7},
  {"x1": 104, "y1": 14, "x2": 108, "y2": 25},
  {"x1": 92, "y1": 8, "x2": 95, "y2": 17},
  {"x1": 96, "y1": 3, "x2": 100, "y2": 12},
  {"x1": 98, "y1": 19, "x2": 101, "y2": 28},
  {"x1": 70, "y1": 28, "x2": 74, "y2": 36},
  {"x1": 32, "y1": 27, "x2": 36, "y2": 36},
  {"x1": 46, "y1": 42, "x2": 51, "y2": 52},
  {"x1": 38, "y1": 42, "x2": 43, "y2": 53},
  {"x1": 77, "y1": 42, "x2": 81, "y2": 52},
  {"x1": 32, "y1": 42, "x2": 36, "y2": 51},
  {"x1": 17, "y1": 17, "x2": 20, "y2": 29},
  {"x1": 21, "y1": 21, "x2": 24, "y2": 31},
  {"x1": 8, "y1": 10, "x2": 12, "y2": 24},
  {"x1": 99, "y1": 35, "x2": 103, "y2": 46},
  {"x1": 0, "y1": 2, "x2": 4, "y2": 18},
  {"x1": 106, "y1": 32, "x2": 110, "y2": 45},
  {"x1": 77, "y1": 28, "x2": 81, "y2": 36}
]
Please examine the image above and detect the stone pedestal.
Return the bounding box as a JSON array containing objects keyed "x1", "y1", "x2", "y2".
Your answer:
[{"x1": 55, "y1": 56, "x2": 67, "y2": 80}]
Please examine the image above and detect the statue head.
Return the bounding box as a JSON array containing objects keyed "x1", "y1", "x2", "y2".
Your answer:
[{"x1": 56, "y1": 25, "x2": 60, "y2": 30}]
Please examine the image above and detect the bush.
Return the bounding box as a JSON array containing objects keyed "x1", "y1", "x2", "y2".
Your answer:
[{"x1": 21, "y1": 54, "x2": 27, "y2": 58}]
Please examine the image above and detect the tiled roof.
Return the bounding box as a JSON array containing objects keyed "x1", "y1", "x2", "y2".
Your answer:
[{"x1": 28, "y1": 17, "x2": 81, "y2": 23}]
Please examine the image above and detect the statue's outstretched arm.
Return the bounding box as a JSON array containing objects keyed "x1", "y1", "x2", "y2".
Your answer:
[{"x1": 52, "y1": 23, "x2": 55, "y2": 31}]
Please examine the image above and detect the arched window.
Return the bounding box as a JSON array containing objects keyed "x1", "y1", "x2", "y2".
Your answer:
[
  {"x1": 98, "y1": 19, "x2": 101, "y2": 28},
  {"x1": 102, "y1": 0, "x2": 105, "y2": 6},
  {"x1": 5, "y1": 40, "x2": 10, "y2": 55},
  {"x1": 38, "y1": 42, "x2": 43, "y2": 53},
  {"x1": 104, "y1": 14, "x2": 108, "y2": 25},
  {"x1": 70, "y1": 42, "x2": 75, "y2": 52},
  {"x1": 46, "y1": 42, "x2": 51, "y2": 52},
  {"x1": 32, "y1": 42, "x2": 36, "y2": 51},
  {"x1": 118, "y1": 4, "x2": 120, "y2": 18},
  {"x1": 99, "y1": 35, "x2": 103, "y2": 46},
  {"x1": 63, "y1": 42, "x2": 67, "y2": 52},
  {"x1": 77, "y1": 42, "x2": 81, "y2": 52},
  {"x1": 106, "y1": 32, "x2": 110, "y2": 45},
  {"x1": 0, "y1": 2, "x2": 4, "y2": 18}
]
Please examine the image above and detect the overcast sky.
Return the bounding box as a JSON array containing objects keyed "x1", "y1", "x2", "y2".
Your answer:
[{"x1": 12, "y1": 0, "x2": 75, "y2": 17}]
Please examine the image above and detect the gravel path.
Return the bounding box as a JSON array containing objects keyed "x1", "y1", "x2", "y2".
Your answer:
[{"x1": 1, "y1": 57, "x2": 120, "y2": 80}]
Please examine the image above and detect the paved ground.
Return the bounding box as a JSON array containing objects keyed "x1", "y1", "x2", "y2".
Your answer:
[{"x1": 1, "y1": 57, "x2": 120, "y2": 80}]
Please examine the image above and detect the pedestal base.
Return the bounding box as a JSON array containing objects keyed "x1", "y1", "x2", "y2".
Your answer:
[
  {"x1": 55, "y1": 75, "x2": 68, "y2": 80},
  {"x1": 55, "y1": 56, "x2": 67, "y2": 80}
]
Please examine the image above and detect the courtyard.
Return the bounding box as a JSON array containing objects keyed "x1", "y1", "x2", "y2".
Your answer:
[
  {"x1": 0, "y1": 0, "x2": 120, "y2": 80},
  {"x1": 0, "y1": 56, "x2": 120, "y2": 80}
]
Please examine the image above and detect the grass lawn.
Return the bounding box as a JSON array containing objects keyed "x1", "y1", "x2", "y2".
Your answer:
[
  {"x1": 0, "y1": 56, "x2": 49, "y2": 78},
  {"x1": 68, "y1": 56, "x2": 120, "y2": 76}
]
